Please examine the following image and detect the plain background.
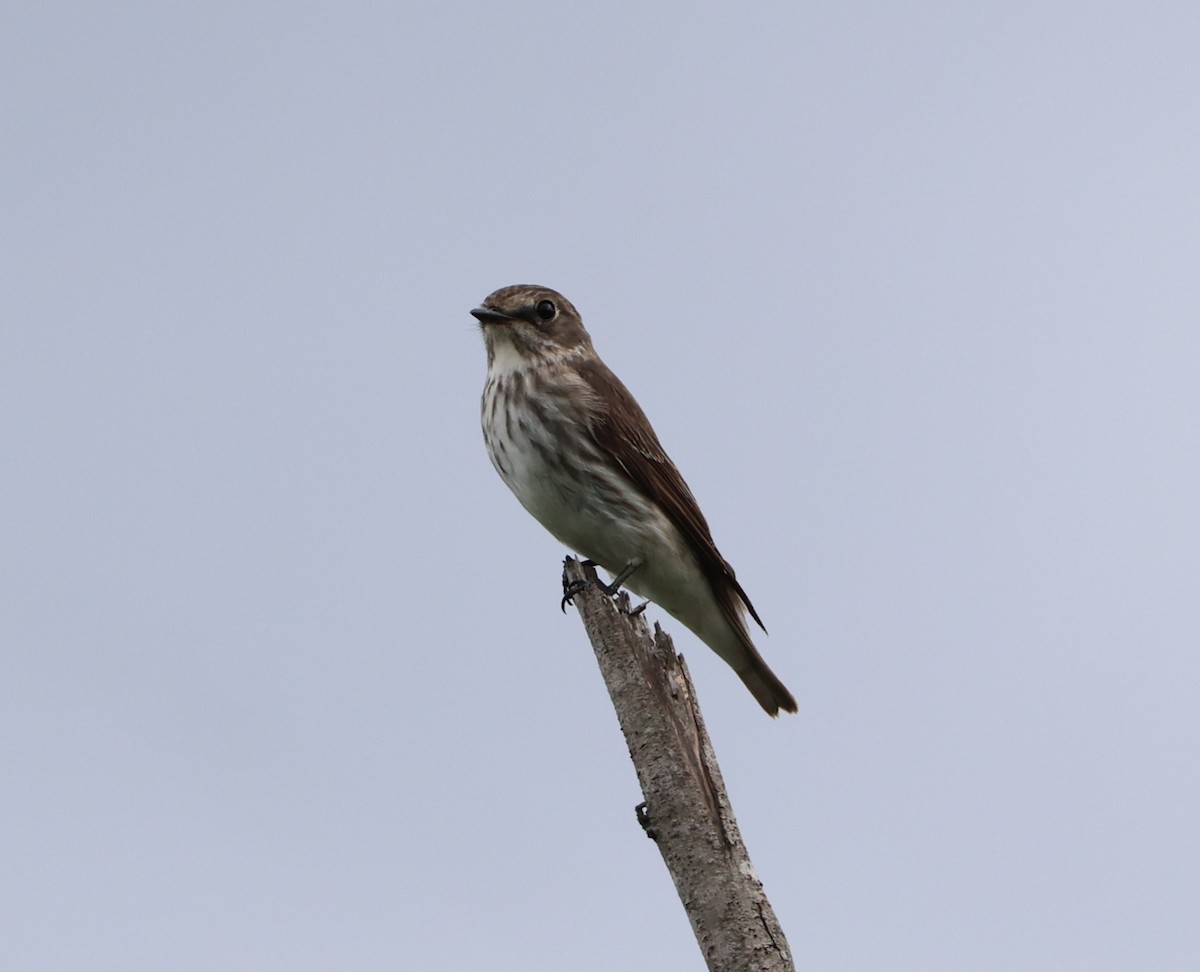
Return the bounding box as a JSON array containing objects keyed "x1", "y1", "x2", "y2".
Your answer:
[{"x1": 3, "y1": 2, "x2": 1197, "y2": 969}]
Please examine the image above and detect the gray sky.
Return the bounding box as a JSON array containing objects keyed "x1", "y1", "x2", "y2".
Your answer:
[{"x1": 3, "y1": 2, "x2": 1198, "y2": 969}]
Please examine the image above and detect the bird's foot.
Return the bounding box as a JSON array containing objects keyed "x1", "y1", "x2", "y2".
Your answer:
[
  {"x1": 560, "y1": 576, "x2": 589, "y2": 613},
  {"x1": 562, "y1": 559, "x2": 642, "y2": 611}
]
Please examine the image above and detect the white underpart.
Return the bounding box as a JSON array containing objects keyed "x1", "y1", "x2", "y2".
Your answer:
[
  {"x1": 481, "y1": 333, "x2": 747, "y2": 671},
  {"x1": 484, "y1": 329, "x2": 533, "y2": 380}
]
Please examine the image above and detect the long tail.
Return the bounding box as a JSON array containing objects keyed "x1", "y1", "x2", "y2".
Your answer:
[
  {"x1": 737, "y1": 652, "x2": 797, "y2": 717},
  {"x1": 707, "y1": 569, "x2": 797, "y2": 716}
]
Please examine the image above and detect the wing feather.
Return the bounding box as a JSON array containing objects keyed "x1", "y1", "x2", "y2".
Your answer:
[{"x1": 577, "y1": 357, "x2": 766, "y2": 634}]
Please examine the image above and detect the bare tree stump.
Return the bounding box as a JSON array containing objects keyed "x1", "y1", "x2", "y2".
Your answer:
[{"x1": 562, "y1": 557, "x2": 794, "y2": 972}]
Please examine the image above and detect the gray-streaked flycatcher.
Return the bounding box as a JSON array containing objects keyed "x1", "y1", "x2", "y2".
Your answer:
[{"x1": 472, "y1": 284, "x2": 796, "y2": 716}]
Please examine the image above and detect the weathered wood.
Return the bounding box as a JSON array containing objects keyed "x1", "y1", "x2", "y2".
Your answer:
[{"x1": 562, "y1": 557, "x2": 794, "y2": 972}]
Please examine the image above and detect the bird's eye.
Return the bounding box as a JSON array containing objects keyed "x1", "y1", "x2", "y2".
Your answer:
[{"x1": 535, "y1": 299, "x2": 557, "y2": 321}]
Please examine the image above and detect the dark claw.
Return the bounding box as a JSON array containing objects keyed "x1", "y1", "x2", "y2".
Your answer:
[
  {"x1": 627, "y1": 600, "x2": 648, "y2": 617},
  {"x1": 561, "y1": 578, "x2": 588, "y2": 613},
  {"x1": 561, "y1": 560, "x2": 641, "y2": 611}
]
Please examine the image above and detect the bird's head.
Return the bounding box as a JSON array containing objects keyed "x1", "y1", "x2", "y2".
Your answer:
[{"x1": 471, "y1": 285, "x2": 593, "y2": 368}]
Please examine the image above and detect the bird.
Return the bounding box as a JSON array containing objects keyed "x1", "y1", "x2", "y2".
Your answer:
[{"x1": 471, "y1": 284, "x2": 796, "y2": 716}]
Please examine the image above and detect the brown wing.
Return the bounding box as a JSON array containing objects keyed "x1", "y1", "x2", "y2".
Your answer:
[{"x1": 577, "y1": 356, "x2": 766, "y2": 634}]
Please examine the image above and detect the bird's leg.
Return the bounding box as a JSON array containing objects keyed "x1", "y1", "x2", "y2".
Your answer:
[
  {"x1": 561, "y1": 559, "x2": 642, "y2": 612},
  {"x1": 595, "y1": 560, "x2": 640, "y2": 597}
]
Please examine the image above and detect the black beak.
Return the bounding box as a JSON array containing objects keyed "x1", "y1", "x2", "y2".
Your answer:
[{"x1": 470, "y1": 306, "x2": 513, "y2": 325}]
